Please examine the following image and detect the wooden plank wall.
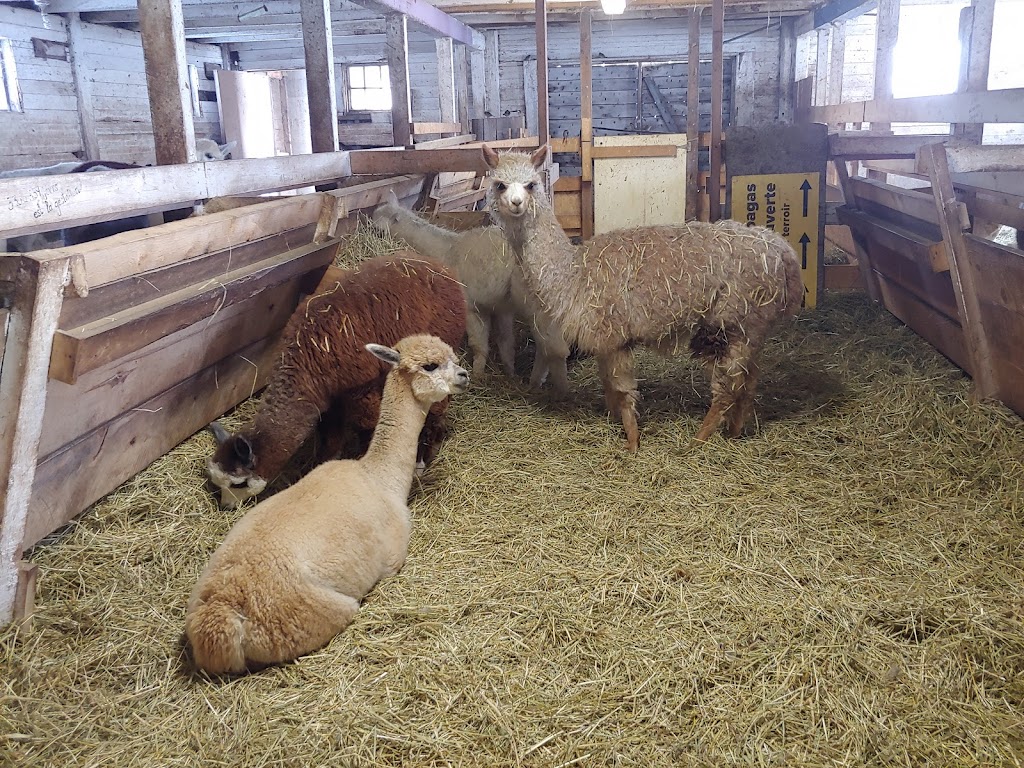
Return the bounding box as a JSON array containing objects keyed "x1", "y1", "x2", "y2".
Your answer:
[
  {"x1": 0, "y1": 6, "x2": 80, "y2": 170},
  {"x1": 0, "y1": 5, "x2": 223, "y2": 171}
]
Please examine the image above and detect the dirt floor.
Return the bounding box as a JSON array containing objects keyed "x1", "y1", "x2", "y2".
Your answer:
[{"x1": 2, "y1": 291, "x2": 1023, "y2": 767}]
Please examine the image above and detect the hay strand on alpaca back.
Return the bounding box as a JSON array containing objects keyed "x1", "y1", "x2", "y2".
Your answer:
[
  {"x1": 206, "y1": 253, "x2": 466, "y2": 508},
  {"x1": 482, "y1": 143, "x2": 803, "y2": 451},
  {"x1": 372, "y1": 191, "x2": 569, "y2": 393},
  {"x1": 186, "y1": 335, "x2": 469, "y2": 676}
]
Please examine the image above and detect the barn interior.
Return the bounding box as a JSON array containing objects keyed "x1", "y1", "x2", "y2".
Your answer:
[{"x1": 1, "y1": 0, "x2": 1023, "y2": 764}]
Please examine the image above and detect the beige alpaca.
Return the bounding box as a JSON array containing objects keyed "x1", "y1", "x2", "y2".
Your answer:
[
  {"x1": 482, "y1": 144, "x2": 803, "y2": 451},
  {"x1": 372, "y1": 191, "x2": 570, "y2": 393},
  {"x1": 185, "y1": 335, "x2": 469, "y2": 675}
]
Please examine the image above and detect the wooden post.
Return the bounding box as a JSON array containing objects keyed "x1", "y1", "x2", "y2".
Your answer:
[
  {"x1": 778, "y1": 17, "x2": 796, "y2": 123},
  {"x1": 953, "y1": 0, "x2": 995, "y2": 144},
  {"x1": 436, "y1": 37, "x2": 456, "y2": 135},
  {"x1": 469, "y1": 45, "x2": 485, "y2": 120},
  {"x1": 709, "y1": 0, "x2": 724, "y2": 222},
  {"x1": 873, "y1": 0, "x2": 899, "y2": 131},
  {"x1": 484, "y1": 30, "x2": 500, "y2": 117},
  {"x1": 0, "y1": 256, "x2": 70, "y2": 627},
  {"x1": 455, "y1": 45, "x2": 471, "y2": 134},
  {"x1": 580, "y1": 9, "x2": 593, "y2": 239},
  {"x1": 523, "y1": 58, "x2": 538, "y2": 137},
  {"x1": 67, "y1": 14, "x2": 100, "y2": 161},
  {"x1": 137, "y1": 0, "x2": 197, "y2": 164},
  {"x1": 386, "y1": 13, "x2": 412, "y2": 148},
  {"x1": 923, "y1": 143, "x2": 997, "y2": 400},
  {"x1": 815, "y1": 27, "x2": 830, "y2": 107},
  {"x1": 535, "y1": 0, "x2": 549, "y2": 147},
  {"x1": 686, "y1": 8, "x2": 701, "y2": 219},
  {"x1": 828, "y1": 21, "x2": 846, "y2": 122},
  {"x1": 300, "y1": 0, "x2": 339, "y2": 154}
]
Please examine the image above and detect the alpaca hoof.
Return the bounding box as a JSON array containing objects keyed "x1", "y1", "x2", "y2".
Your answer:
[{"x1": 413, "y1": 460, "x2": 427, "y2": 478}]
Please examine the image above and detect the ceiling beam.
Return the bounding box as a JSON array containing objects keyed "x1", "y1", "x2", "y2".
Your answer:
[
  {"x1": 351, "y1": 0, "x2": 485, "y2": 48},
  {"x1": 794, "y1": 0, "x2": 876, "y2": 35}
]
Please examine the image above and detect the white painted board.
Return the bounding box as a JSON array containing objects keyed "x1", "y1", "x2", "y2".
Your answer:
[{"x1": 593, "y1": 133, "x2": 687, "y2": 234}]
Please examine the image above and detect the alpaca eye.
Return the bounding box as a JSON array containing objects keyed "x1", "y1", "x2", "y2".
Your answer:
[
  {"x1": 422, "y1": 363, "x2": 439, "y2": 372},
  {"x1": 495, "y1": 182, "x2": 507, "y2": 192},
  {"x1": 526, "y1": 182, "x2": 536, "y2": 191}
]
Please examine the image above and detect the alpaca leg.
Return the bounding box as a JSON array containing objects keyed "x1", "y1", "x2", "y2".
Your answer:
[
  {"x1": 725, "y1": 358, "x2": 760, "y2": 438},
  {"x1": 596, "y1": 349, "x2": 640, "y2": 452},
  {"x1": 465, "y1": 309, "x2": 491, "y2": 379},
  {"x1": 694, "y1": 340, "x2": 754, "y2": 442},
  {"x1": 494, "y1": 310, "x2": 517, "y2": 377},
  {"x1": 531, "y1": 315, "x2": 570, "y2": 395}
]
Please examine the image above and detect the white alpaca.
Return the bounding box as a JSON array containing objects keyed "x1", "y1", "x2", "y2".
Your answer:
[
  {"x1": 483, "y1": 144, "x2": 803, "y2": 451},
  {"x1": 185, "y1": 335, "x2": 469, "y2": 675},
  {"x1": 372, "y1": 191, "x2": 569, "y2": 393}
]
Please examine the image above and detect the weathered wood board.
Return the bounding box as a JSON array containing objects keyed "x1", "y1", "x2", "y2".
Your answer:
[{"x1": 592, "y1": 134, "x2": 687, "y2": 234}]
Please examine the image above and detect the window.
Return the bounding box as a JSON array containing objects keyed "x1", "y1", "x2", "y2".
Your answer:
[
  {"x1": 349, "y1": 64, "x2": 391, "y2": 111},
  {"x1": 0, "y1": 38, "x2": 23, "y2": 113}
]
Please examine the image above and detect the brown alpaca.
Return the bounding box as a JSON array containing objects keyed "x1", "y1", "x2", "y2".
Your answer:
[
  {"x1": 207, "y1": 252, "x2": 467, "y2": 507},
  {"x1": 482, "y1": 144, "x2": 803, "y2": 451},
  {"x1": 187, "y1": 335, "x2": 469, "y2": 676}
]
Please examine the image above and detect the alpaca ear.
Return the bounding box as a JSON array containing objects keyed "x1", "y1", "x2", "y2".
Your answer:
[
  {"x1": 481, "y1": 144, "x2": 500, "y2": 169},
  {"x1": 233, "y1": 435, "x2": 255, "y2": 469},
  {"x1": 208, "y1": 421, "x2": 232, "y2": 445},
  {"x1": 366, "y1": 343, "x2": 400, "y2": 367},
  {"x1": 530, "y1": 144, "x2": 549, "y2": 170}
]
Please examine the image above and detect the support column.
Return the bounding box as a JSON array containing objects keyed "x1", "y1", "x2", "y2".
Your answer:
[
  {"x1": 778, "y1": 17, "x2": 796, "y2": 123},
  {"x1": 455, "y1": 45, "x2": 471, "y2": 133},
  {"x1": 68, "y1": 13, "x2": 100, "y2": 161},
  {"x1": 387, "y1": 13, "x2": 412, "y2": 147},
  {"x1": 953, "y1": 0, "x2": 995, "y2": 144},
  {"x1": 709, "y1": 0, "x2": 724, "y2": 222},
  {"x1": 300, "y1": 0, "x2": 339, "y2": 153},
  {"x1": 580, "y1": 9, "x2": 593, "y2": 239},
  {"x1": 138, "y1": 0, "x2": 196, "y2": 164},
  {"x1": 687, "y1": 8, "x2": 701, "y2": 219},
  {"x1": 436, "y1": 37, "x2": 456, "y2": 133},
  {"x1": 535, "y1": 0, "x2": 549, "y2": 147}
]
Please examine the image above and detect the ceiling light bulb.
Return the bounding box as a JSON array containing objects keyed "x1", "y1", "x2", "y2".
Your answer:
[{"x1": 601, "y1": 0, "x2": 626, "y2": 14}]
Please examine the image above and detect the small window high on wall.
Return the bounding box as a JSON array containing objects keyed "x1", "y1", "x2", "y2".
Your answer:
[
  {"x1": 0, "y1": 38, "x2": 23, "y2": 112},
  {"x1": 349, "y1": 64, "x2": 391, "y2": 111}
]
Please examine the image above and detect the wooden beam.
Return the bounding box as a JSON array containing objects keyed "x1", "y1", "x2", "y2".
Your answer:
[
  {"x1": 795, "y1": 0, "x2": 876, "y2": 36},
  {"x1": 952, "y1": 0, "x2": 995, "y2": 144},
  {"x1": 917, "y1": 145, "x2": 1024, "y2": 175},
  {"x1": 686, "y1": 9, "x2": 701, "y2": 220},
  {"x1": 827, "y1": 21, "x2": 845, "y2": 121},
  {"x1": 455, "y1": 44, "x2": 471, "y2": 133},
  {"x1": 484, "y1": 30, "x2": 500, "y2": 117},
  {"x1": 535, "y1": 0, "x2": 549, "y2": 147},
  {"x1": 0, "y1": 257, "x2": 69, "y2": 626},
  {"x1": 872, "y1": 0, "x2": 899, "y2": 137},
  {"x1": 642, "y1": 75, "x2": 680, "y2": 133},
  {"x1": 351, "y1": 0, "x2": 484, "y2": 49},
  {"x1": 814, "y1": 27, "x2": 830, "y2": 107},
  {"x1": 829, "y1": 132, "x2": 954, "y2": 160},
  {"x1": 386, "y1": 13, "x2": 413, "y2": 148},
  {"x1": 591, "y1": 145, "x2": 678, "y2": 159},
  {"x1": 810, "y1": 88, "x2": 1024, "y2": 125},
  {"x1": 523, "y1": 58, "x2": 539, "y2": 138},
  {"x1": 580, "y1": 8, "x2": 593, "y2": 239},
  {"x1": 777, "y1": 16, "x2": 796, "y2": 123},
  {"x1": 350, "y1": 145, "x2": 535, "y2": 175},
  {"x1": 1, "y1": 154, "x2": 353, "y2": 239},
  {"x1": 436, "y1": 37, "x2": 457, "y2": 133},
  {"x1": 411, "y1": 122, "x2": 464, "y2": 136},
  {"x1": 709, "y1": 0, "x2": 724, "y2": 221},
  {"x1": 469, "y1": 45, "x2": 485, "y2": 120},
  {"x1": 924, "y1": 142, "x2": 998, "y2": 399},
  {"x1": 67, "y1": 14, "x2": 100, "y2": 162},
  {"x1": 138, "y1": 0, "x2": 197, "y2": 165},
  {"x1": 301, "y1": 0, "x2": 339, "y2": 154}
]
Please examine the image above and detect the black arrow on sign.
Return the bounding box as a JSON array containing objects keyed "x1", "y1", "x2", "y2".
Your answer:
[
  {"x1": 799, "y1": 233, "x2": 810, "y2": 269},
  {"x1": 800, "y1": 179, "x2": 812, "y2": 217}
]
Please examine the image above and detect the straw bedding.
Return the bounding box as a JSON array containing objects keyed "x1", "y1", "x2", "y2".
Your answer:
[{"x1": 2, "y1": 226, "x2": 1023, "y2": 766}]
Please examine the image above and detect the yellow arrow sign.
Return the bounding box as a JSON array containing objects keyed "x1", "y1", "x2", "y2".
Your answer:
[{"x1": 731, "y1": 172, "x2": 821, "y2": 308}]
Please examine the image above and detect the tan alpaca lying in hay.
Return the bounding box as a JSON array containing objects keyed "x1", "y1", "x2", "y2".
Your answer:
[
  {"x1": 482, "y1": 144, "x2": 804, "y2": 451},
  {"x1": 186, "y1": 335, "x2": 469, "y2": 676}
]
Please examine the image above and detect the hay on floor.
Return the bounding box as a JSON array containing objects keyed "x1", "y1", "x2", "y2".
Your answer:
[{"x1": 2, "y1": 277, "x2": 1024, "y2": 767}]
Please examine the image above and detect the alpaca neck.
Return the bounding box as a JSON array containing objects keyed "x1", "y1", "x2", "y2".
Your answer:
[
  {"x1": 389, "y1": 210, "x2": 459, "y2": 260},
  {"x1": 360, "y1": 373, "x2": 429, "y2": 499},
  {"x1": 498, "y1": 204, "x2": 583, "y2": 342}
]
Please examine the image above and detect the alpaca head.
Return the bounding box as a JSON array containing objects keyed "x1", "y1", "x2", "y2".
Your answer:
[
  {"x1": 482, "y1": 144, "x2": 549, "y2": 220},
  {"x1": 207, "y1": 422, "x2": 268, "y2": 508},
  {"x1": 370, "y1": 189, "x2": 404, "y2": 235},
  {"x1": 366, "y1": 334, "x2": 469, "y2": 407}
]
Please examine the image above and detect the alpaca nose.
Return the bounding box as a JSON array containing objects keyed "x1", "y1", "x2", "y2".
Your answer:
[
  {"x1": 456, "y1": 368, "x2": 469, "y2": 387},
  {"x1": 508, "y1": 192, "x2": 524, "y2": 208}
]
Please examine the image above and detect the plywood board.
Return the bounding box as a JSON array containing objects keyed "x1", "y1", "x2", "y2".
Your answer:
[{"x1": 592, "y1": 134, "x2": 687, "y2": 234}]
